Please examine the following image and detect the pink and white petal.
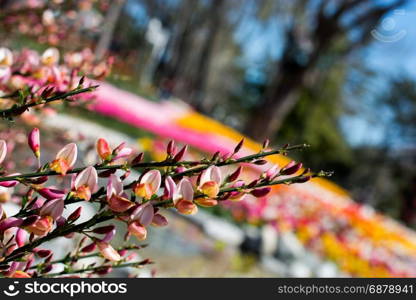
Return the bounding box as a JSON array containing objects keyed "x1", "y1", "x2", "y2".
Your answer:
[
  {"x1": 178, "y1": 178, "x2": 194, "y2": 202},
  {"x1": 0, "y1": 140, "x2": 7, "y2": 164},
  {"x1": 141, "y1": 170, "x2": 161, "y2": 194},
  {"x1": 164, "y1": 176, "x2": 176, "y2": 199},
  {"x1": 139, "y1": 203, "x2": 154, "y2": 227},
  {"x1": 210, "y1": 166, "x2": 222, "y2": 184},
  {"x1": 56, "y1": 143, "x2": 77, "y2": 167},
  {"x1": 74, "y1": 166, "x2": 97, "y2": 191}
]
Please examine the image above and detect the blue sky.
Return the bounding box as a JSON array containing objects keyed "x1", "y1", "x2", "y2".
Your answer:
[
  {"x1": 343, "y1": 2, "x2": 416, "y2": 146},
  {"x1": 235, "y1": 1, "x2": 416, "y2": 146}
]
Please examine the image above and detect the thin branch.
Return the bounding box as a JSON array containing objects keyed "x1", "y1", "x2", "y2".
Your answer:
[
  {"x1": 29, "y1": 245, "x2": 142, "y2": 270},
  {"x1": 0, "y1": 86, "x2": 98, "y2": 119},
  {"x1": 0, "y1": 144, "x2": 308, "y2": 183},
  {"x1": 44, "y1": 260, "x2": 151, "y2": 277},
  {"x1": 2, "y1": 169, "x2": 330, "y2": 265}
]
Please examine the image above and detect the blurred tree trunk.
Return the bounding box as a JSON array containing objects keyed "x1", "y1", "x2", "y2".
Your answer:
[
  {"x1": 95, "y1": 0, "x2": 126, "y2": 60},
  {"x1": 399, "y1": 176, "x2": 416, "y2": 225},
  {"x1": 192, "y1": 0, "x2": 226, "y2": 111},
  {"x1": 245, "y1": 0, "x2": 407, "y2": 142},
  {"x1": 168, "y1": 0, "x2": 194, "y2": 80},
  {"x1": 0, "y1": 0, "x2": 10, "y2": 9}
]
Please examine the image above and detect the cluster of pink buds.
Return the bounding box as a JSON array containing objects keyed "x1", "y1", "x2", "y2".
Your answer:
[{"x1": 0, "y1": 128, "x2": 316, "y2": 277}]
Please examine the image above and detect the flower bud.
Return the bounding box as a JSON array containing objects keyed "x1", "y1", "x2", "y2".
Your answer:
[
  {"x1": 166, "y1": 140, "x2": 175, "y2": 156},
  {"x1": 67, "y1": 207, "x2": 82, "y2": 221},
  {"x1": 38, "y1": 188, "x2": 65, "y2": 200},
  {"x1": 0, "y1": 178, "x2": 19, "y2": 188},
  {"x1": 151, "y1": 214, "x2": 168, "y2": 227},
  {"x1": 56, "y1": 216, "x2": 66, "y2": 227},
  {"x1": 247, "y1": 179, "x2": 259, "y2": 188},
  {"x1": 93, "y1": 225, "x2": 115, "y2": 234},
  {"x1": 251, "y1": 187, "x2": 271, "y2": 198},
  {"x1": 175, "y1": 167, "x2": 187, "y2": 174},
  {"x1": 42, "y1": 264, "x2": 53, "y2": 274},
  {"x1": 280, "y1": 161, "x2": 302, "y2": 176},
  {"x1": 36, "y1": 249, "x2": 52, "y2": 258},
  {"x1": 98, "y1": 169, "x2": 116, "y2": 178},
  {"x1": 211, "y1": 151, "x2": 220, "y2": 161},
  {"x1": 131, "y1": 152, "x2": 144, "y2": 165},
  {"x1": 96, "y1": 266, "x2": 112, "y2": 275},
  {"x1": 81, "y1": 243, "x2": 96, "y2": 253},
  {"x1": 0, "y1": 217, "x2": 23, "y2": 232},
  {"x1": 233, "y1": 138, "x2": 244, "y2": 154},
  {"x1": 26, "y1": 176, "x2": 48, "y2": 185},
  {"x1": 15, "y1": 228, "x2": 27, "y2": 247},
  {"x1": 24, "y1": 256, "x2": 34, "y2": 271},
  {"x1": 228, "y1": 166, "x2": 242, "y2": 182},
  {"x1": 173, "y1": 145, "x2": 187, "y2": 162},
  {"x1": 96, "y1": 138, "x2": 112, "y2": 161},
  {"x1": 294, "y1": 175, "x2": 312, "y2": 183},
  {"x1": 28, "y1": 128, "x2": 40, "y2": 158}
]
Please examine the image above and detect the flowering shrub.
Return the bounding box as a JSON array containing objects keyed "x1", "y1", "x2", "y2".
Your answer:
[
  {"x1": 0, "y1": 129, "x2": 320, "y2": 278},
  {"x1": 0, "y1": 45, "x2": 324, "y2": 277},
  {"x1": 0, "y1": 46, "x2": 112, "y2": 122}
]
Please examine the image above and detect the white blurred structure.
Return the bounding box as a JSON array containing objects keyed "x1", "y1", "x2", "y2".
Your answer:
[{"x1": 142, "y1": 18, "x2": 170, "y2": 85}]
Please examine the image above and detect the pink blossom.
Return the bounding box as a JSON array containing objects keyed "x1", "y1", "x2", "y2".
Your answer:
[
  {"x1": 73, "y1": 166, "x2": 98, "y2": 201},
  {"x1": 28, "y1": 128, "x2": 40, "y2": 158},
  {"x1": 40, "y1": 198, "x2": 64, "y2": 220},
  {"x1": 130, "y1": 202, "x2": 154, "y2": 227},
  {"x1": 41, "y1": 48, "x2": 60, "y2": 66},
  {"x1": 199, "y1": 166, "x2": 222, "y2": 198},
  {"x1": 133, "y1": 170, "x2": 161, "y2": 199},
  {"x1": 173, "y1": 178, "x2": 197, "y2": 215},
  {"x1": 50, "y1": 143, "x2": 77, "y2": 175},
  {"x1": 0, "y1": 48, "x2": 13, "y2": 67}
]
